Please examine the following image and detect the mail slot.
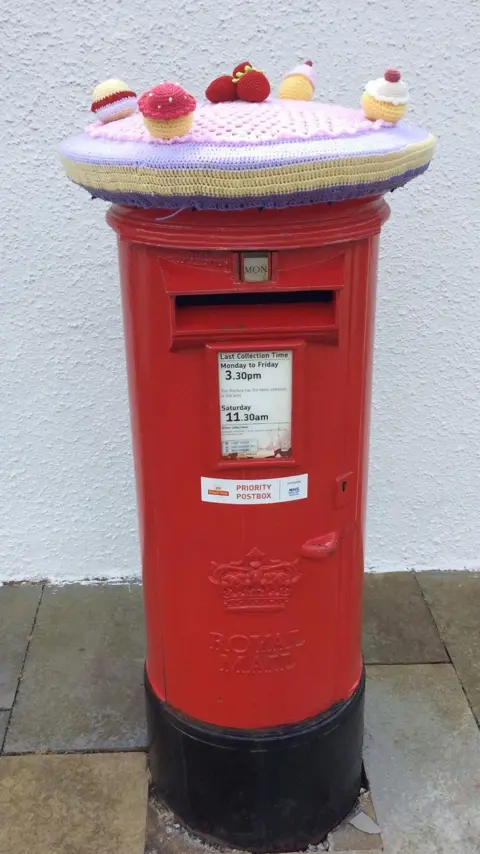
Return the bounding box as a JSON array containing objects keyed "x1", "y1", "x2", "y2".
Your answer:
[
  {"x1": 173, "y1": 290, "x2": 337, "y2": 342},
  {"x1": 107, "y1": 198, "x2": 390, "y2": 851}
]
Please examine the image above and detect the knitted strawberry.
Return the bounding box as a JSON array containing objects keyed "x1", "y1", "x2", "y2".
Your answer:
[
  {"x1": 233, "y1": 60, "x2": 253, "y2": 76},
  {"x1": 205, "y1": 75, "x2": 238, "y2": 103},
  {"x1": 236, "y1": 69, "x2": 271, "y2": 103},
  {"x1": 205, "y1": 61, "x2": 271, "y2": 104}
]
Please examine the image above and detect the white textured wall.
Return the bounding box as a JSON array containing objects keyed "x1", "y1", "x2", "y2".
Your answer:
[{"x1": 0, "y1": 0, "x2": 478, "y2": 581}]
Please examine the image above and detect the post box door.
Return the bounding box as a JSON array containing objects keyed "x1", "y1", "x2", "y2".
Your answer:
[{"x1": 157, "y1": 290, "x2": 363, "y2": 729}]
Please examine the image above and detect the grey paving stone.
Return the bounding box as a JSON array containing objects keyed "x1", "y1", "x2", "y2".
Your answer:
[
  {"x1": 0, "y1": 584, "x2": 42, "y2": 708},
  {"x1": 364, "y1": 664, "x2": 480, "y2": 854},
  {"x1": 0, "y1": 752, "x2": 148, "y2": 854},
  {"x1": 4, "y1": 584, "x2": 147, "y2": 753},
  {"x1": 417, "y1": 571, "x2": 480, "y2": 723},
  {"x1": 0, "y1": 710, "x2": 9, "y2": 746},
  {"x1": 362, "y1": 572, "x2": 447, "y2": 664}
]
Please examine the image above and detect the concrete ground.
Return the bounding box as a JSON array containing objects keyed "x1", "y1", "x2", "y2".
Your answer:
[{"x1": 0, "y1": 572, "x2": 479, "y2": 854}]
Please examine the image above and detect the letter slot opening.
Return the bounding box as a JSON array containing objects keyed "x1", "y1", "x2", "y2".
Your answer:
[
  {"x1": 173, "y1": 290, "x2": 337, "y2": 339},
  {"x1": 176, "y1": 291, "x2": 334, "y2": 308}
]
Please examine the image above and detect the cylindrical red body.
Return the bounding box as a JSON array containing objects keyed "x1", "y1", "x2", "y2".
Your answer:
[{"x1": 108, "y1": 197, "x2": 389, "y2": 850}]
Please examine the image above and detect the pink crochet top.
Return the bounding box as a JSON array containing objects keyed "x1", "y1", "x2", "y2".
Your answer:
[{"x1": 87, "y1": 99, "x2": 388, "y2": 145}]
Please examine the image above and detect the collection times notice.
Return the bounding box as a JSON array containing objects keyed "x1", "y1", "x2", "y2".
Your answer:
[{"x1": 218, "y1": 351, "x2": 292, "y2": 459}]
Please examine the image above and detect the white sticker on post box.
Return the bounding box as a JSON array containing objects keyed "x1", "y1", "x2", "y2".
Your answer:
[
  {"x1": 201, "y1": 474, "x2": 308, "y2": 504},
  {"x1": 218, "y1": 351, "x2": 292, "y2": 459}
]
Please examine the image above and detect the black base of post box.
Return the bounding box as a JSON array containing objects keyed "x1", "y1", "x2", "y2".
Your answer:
[{"x1": 145, "y1": 667, "x2": 365, "y2": 853}]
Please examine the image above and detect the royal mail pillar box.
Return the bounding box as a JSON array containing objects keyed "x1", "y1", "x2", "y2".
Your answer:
[
  {"x1": 60, "y1": 61, "x2": 434, "y2": 853},
  {"x1": 107, "y1": 199, "x2": 388, "y2": 849}
]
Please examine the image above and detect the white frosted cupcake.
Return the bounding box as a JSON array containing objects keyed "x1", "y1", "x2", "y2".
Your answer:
[{"x1": 361, "y1": 69, "x2": 408, "y2": 123}]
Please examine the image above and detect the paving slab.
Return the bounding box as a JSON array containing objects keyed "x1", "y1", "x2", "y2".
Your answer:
[
  {"x1": 364, "y1": 664, "x2": 480, "y2": 854},
  {"x1": 417, "y1": 571, "x2": 480, "y2": 722},
  {"x1": 0, "y1": 584, "x2": 42, "y2": 708},
  {"x1": 145, "y1": 789, "x2": 382, "y2": 853},
  {"x1": 4, "y1": 584, "x2": 147, "y2": 753},
  {"x1": 0, "y1": 752, "x2": 148, "y2": 854},
  {"x1": 362, "y1": 572, "x2": 447, "y2": 664}
]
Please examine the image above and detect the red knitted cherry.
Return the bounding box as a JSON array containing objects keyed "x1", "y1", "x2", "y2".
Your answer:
[
  {"x1": 384, "y1": 68, "x2": 401, "y2": 83},
  {"x1": 305, "y1": 60, "x2": 313, "y2": 67},
  {"x1": 236, "y1": 70, "x2": 271, "y2": 103},
  {"x1": 205, "y1": 75, "x2": 238, "y2": 103}
]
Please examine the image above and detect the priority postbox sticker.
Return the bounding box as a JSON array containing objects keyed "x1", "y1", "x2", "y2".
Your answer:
[{"x1": 201, "y1": 474, "x2": 308, "y2": 505}]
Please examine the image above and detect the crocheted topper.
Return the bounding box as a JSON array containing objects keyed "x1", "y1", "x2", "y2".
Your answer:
[{"x1": 60, "y1": 60, "x2": 435, "y2": 211}]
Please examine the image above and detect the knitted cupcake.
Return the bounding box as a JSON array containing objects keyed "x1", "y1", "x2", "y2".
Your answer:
[
  {"x1": 138, "y1": 83, "x2": 196, "y2": 139},
  {"x1": 361, "y1": 69, "x2": 408, "y2": 123},
  {"x1": 91, "y1": 79, "x2": 137, "y2": 123},
  {"x1": 278, "y1": 61, "x2": 316, "y2": 101}
]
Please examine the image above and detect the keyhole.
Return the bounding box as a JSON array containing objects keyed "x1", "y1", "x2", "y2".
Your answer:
[{"x1": 341, "y1": 480, "x2": 348, "y2": 493}]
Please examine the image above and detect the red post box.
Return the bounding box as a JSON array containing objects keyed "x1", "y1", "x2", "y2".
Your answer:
[{"x1": 108, "y1": 197, "x2": 389, "y2": 851}]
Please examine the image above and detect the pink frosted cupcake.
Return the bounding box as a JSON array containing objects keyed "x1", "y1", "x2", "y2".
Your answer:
[{"x1": 138, "y1": 83, "x2": 196, "y2": 139}]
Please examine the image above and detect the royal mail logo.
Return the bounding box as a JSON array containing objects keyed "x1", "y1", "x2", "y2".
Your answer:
[
  {"x1": 208, "y1": 486, "x2": 230, "y2": 497},
  {"x1": 209, "y1": 547, "x2": 301, "y2": 613}
]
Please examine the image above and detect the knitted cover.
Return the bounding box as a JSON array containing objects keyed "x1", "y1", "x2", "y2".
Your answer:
[{"x1": 60, "y1": 99, "x2": 435, "y2": 210}]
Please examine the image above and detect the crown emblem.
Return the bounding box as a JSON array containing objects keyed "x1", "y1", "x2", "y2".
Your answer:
[{"x1": 209, "y1": 547, "x2": 301, "y2": 613}]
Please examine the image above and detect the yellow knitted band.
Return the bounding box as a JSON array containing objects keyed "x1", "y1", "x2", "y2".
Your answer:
[
  {"x1": 61, "y1": 135, "x2": 435, "y2": 198},
  {"x1": 361, "y1": 93, "x2": 406, "y2": 123}
]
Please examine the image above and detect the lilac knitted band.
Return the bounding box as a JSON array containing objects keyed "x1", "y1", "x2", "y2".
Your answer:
[{"x1": 60, "y1": 120, "x2": 429, "y2": 170}]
